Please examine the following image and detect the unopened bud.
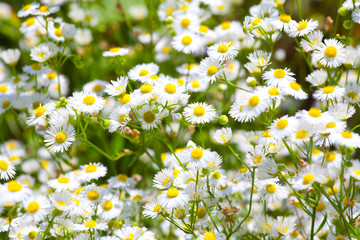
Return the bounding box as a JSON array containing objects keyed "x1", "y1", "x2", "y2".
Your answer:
[
  {"x1": 219, "y1": 115, "x2": 228, "y2": 125},
  {"x1": 338, "y1": 7, "x2": 348, "y2": 16},
  {"x1": 172, "y1": 113, "x2": 182, "y2": 122},
  {"x1": 165, "y1": 16, "x2": 174, "y2": 24}
]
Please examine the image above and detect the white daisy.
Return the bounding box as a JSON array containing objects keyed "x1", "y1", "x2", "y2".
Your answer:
[
  {"x1": 158, "y1": 187, "x2": 189, "y2": 209},
  {"x1": 312, "y1": 39, "x2": 347, "y2": 68},
  {"x1": 105, "y1": 76, "x2": 128, "y2": 97},
  {"x1": 102, "y1": 47, "x2": 129, "y2": 57},
  {"x1": 44, "y1": 124, "x2": 76, "y2": 153},
  {"x1": 183, "y1": 102, "x2": 216, "y2": 124},
  {"x1": 207, "y1": 41, "x2": 239, "y2": 60},
  {"x1": 172, "y1": 31, "x2": 204, "y2": 54},
  {"x1": 68, "y1": 91, "x2": 105, "y2": 114},
  {"x1": 196, "y1": 57, "x2": 224, "y2": 83}
]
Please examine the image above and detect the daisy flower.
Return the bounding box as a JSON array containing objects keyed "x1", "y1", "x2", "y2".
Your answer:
[
  {"x1": 292, "y1": 164, "x2": 327, "y2": 190},
  {"x1": 79, "y1": 162, "x2": 107, "y2": 183},
  {"x1": 214, "y1": 127, "x2": 232, "y2": 145},
  {"x1": 271, "y1": 13, "x2": 296, "y2": 32},
  {"x1": 105, "y1": 76, "x2": 128, "y2": 97},
  {"x1": 30, "y1": 42, "x2": 58, "y2": 63},
  {"x1": 83, "y1": 80, "x2": 108, "y2": 96},
  {"x1": 97, "y1": 194, "x2": 123, "y2": 220},
  {"x1": 50, "y1": 192, "x2": 72, "y2": 212},
  {"x1": 75, "y1": 219, "x2": 107, "y2": 231},
  {"x1": 262, "y1": 68, "x2": 296, "y2": 87},
  {"x1": 182, "y1": 144, "x2": 212, "y2": 170},
  {"x1": 153, "y1": 78, "x2": 186, "y2": 103},
  {"x1": 44, "y1": 124, "x2": 76, "y2": 153},
  {"x1": 68, "y1": 91, "x2": 105, "y2": 114},
  {"x1": 183, "y1": 102, "x2": 216, "y2": 124},
  {"x1": 172, "y1": 31, "x2": 204, "y2": 54},
  {"x1": 229, "y1": 92, "x2": 270, "y2": 122},
  {"x1": 143, "y1": 200, "x2": 163, "y2": 219},
  {"x1": 0, "y1": 156, "x2": 16, "y2": 180},
  {"x1": 128, "y1": 63, "x2": 159, "y2": 82},
  {"x1": 214, "y1": 21, "x2": 244, "y2": 41},
  {"x1": 312, "y1": 39, "x2": 347, "y2": 68},
  {"x1": 176, "y1": 63, "x2": 199, "y2": 75},
  {"x1": 305, "y1": 69, "x2": 327, "y2": 87},
  {"x1": 173, "y1": 13, "x2": 200, "y2": 33},
  {"x1": 314, "y1": 118, "x2": 346, "y2": 147},
  {"x1": 102, "y1": 47, "x2": 129, "y2": 57},
  {"x1": 27, "y1": 102, "x2": 56, "y2": 126},
  {"x1": 0, "y1": 48, "x2": 21, "y2": 66},
  {"x1": 115, "y1": 226, "x2": 144, "y2": 240},
  {"x1": 22, "y1": 225, "x2": 42, "y2": 240},
  {"x1": 108, "y1": 106, "x2": 130, "y2": 133},
  {"x1": 247, "y1": 50, "x2": 271, "y2": 68},
  {"x1": 349, "y1": 161, "x2": 360, "y2": 181},
  {"x1": 300, "y1": 30, "x2": 323, "y2": 52},
  {"x1": 33, "y1": 4, "x2": 59, "y2": 16},
  {"x1": 186, "y1": 78, "x2": 209, "y2": 92},
  {"x1": 344, "y1": 83, "x2": 360, "y2": 104},
  {"x1": 288, "y1": 19, "x2": 318, "y2": 37},
  {"x1": 48, "y1": 175, "x2": 80, "y2": 191},
  {"x1": 0, "y1": 179, "x2": 32, "y2": 202},
  {"x1": 158, "y1": 187, "x2": 189, "y2": 209},
  {"x1": 269, "y1": 115, "x2": 297, "y2": 139},
  {"x1": 22, "y1": 195, "x2": 51, "y2": 222},
  {"x1": 197, "y1": 231, "x2": 226, "y2": 240},
  {"x1": 196, "y1": 57, "x2": 224, "y2": 83},
  {"x1": 207, "y1": 41, "x2": 239, "y2": 60},
  {"x1": 260, "y1": 180, "x2": 289, "y2": 204},
  {"x1": 108, "y1": 173, "x2": 136, "y2": 189},
  {"x1": 313, "y1": 85, "x2": 345, "y2": 101},
  {"x1": 17, "y1": 3, "x2": 40, "y2": 17},
  {"x1": 328, "y1": 102, "x2": 355, "y2": 120},
  {"x1": 280, "y1": 81, "x2": 308, "y2": 100},
  {"x1": 82, "y1": 183, "x2": 107, "y2": 207},
  {"x1": 137, "y1": 104, "x2": 165, "y2": 130},
  {"x1": 335, "y1": 130, "x2": 360, "y2": 148},
  {"x1": 23, "y1": 63, "x2": 51, "y2": 76}
]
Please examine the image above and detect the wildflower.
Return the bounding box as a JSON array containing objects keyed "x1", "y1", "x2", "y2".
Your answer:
[
  {"x1": 44, "y1": 124, "x2": 76, "y2": 153},
  {"x1": 68, "y1": 91, "x2": 105, "y2": 114},
  {"x1": 183, "y1": 102, "x2": 216, "y2": 124},
  {"x1": 313, "y1": 39, "x2": 347, "y2": 68},
  {"x1": 214, "y1": 127, "x2": 232, "y2": 144}
]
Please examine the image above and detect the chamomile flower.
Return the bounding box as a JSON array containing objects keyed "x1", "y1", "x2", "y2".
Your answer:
[
  {"x1": 137, "y1": 104, "x2": 165, "y2": 130},
  {"x1": 208, "y1": 41, "x2": 239, "y2": 60},
  {"x1": 292, "y1": 164, "x2": 327, "y2": 190},
  {"x1": 68, "y1": 91, "x2": 105, "y2": 114},
  {"x1": 108, "y1": 174, "x2": 136, "y2": 189},
  {"x1": 33, "y1": 4, "x2": 59, "y2": 16},
  {"x1": 262, "y1": 68, "x2": 296, "y2": 87},
  {"x1": 328, "y1": 102, "x2": 355, "y2": 120},
  {"x1": 18, "y1": 3, "x2": 40, "y2": 17},
  {"x1": 27, "y1": 102, "x2": 55, "y2": 126},
  {"x1": 153, "y1": 168, "x2": 177, "y2": 189},
  {"x1": 313, "y1": 39, "x2": 347, "y2": 68},
  {"x1": 183, "y1": 102, "x2": 216, "y2": 124},
  {"x1": 186, "y1": 78, "x2": 209, "y2": 92},
  {"x1": 272, "y1": 13, "x2": 296, "y2": 32},
  {"x1": 196, "y1": 57, "x2": 224, "y2": 83},
  {"x1": 30, "y1": 42, "x2": 58, "y2": 63},
  {"x1": 22, "y1": 195, "x2": 51, "y2": 222},
  {"x1": 335, "y1": 130, "x2": 360, "y2": 148},
  {"x1": 97, "y1": 195, "x2": 123, "y2": 220},
  {"x1": 280, "y1": 81, "x2": 308, "y2": 100},
  {"x1": 305, "y1": 69, "x2": 327, "y2": 87},
  {"x1": 108, "y1": 106, "x2": 130, "y2": 133},
  {"x1": 269, "y1": 115, "x2": 297, "y2": 139},
  {"x1": 300, "y1": 30, "x2": 324, "y2": 52},
  {"x1": 158, "y1": 187, "x2": 189, "y2": 209},
  {"x1": 44, "y1": 124, "x2": 76, "y2": 153},
  {"x1": 143, "y1": 200, "x2": 163, "y2": 219},
  {"x1": 229, "y1": 92, "x2": 270, "y2": 122},
  {"x1": 82, "y1": 183, "x2": 107, "y2": 206},
  {"x1": 172, "y1": 32, "x2": 203, "y2": 54},
  {"x1": 313, "y1": 85, "x2": 345, "y2": 101},
  {"x1": 0, "y1": 156, "x2": 16, "y2": 180},
  {"x1": 83, "y1": 80, "x2": 108, "y2": 96},
  {"x1": 153, "y1": 78, "x2": 186, "y2": 103},
  {"x1": 247, "y1": 50, "x2": 271, "y2": 68},
  {"x1": 288, "y1": 19, "x2": 318, "y2": 37},
  {"x1": 214, "y1": 127, "x2": 232, "y2": 144},
  {"x1": 48, "y1": 175, "x2": 80, "y2": 191},
  {"x1": 0, "y1": 179, "x2": 32, "y2": 202},
  {"x1": 182, "y1": 144, "x2": 212, "y2": 170},
  {"x1": 173, "y1": 13, "x2": 200, "y2": 33},
  {"x1": 22, "y1": 225, "x2": 42, "y2": 240},
  {"x1": 128, "y1": 63, "x2": 159, "y2": 82},
  {"x1": 260, "y1": 180, "x2": 289, "y2": 204},
  {"x1": 105, "y1": 76, "x2": 128, "y2": 97},
  {"x1": 349, "y1": 161, "x2": 360, "y2": 180},
  {"x1": 102, "y1": 47, "x2": 129, "y2": 57},
  {"x1": 78, "y1": 162, "x2": 107, "y2": 183}
]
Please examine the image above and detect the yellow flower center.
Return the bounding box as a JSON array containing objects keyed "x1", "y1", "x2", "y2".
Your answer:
[
  {"x1": 207, "y1": 66, "x2": 218, "y2": 76},
  {"x1": 83, "y1": 95, "x2": 95, "y2": 105},
  {"x1": 23, "y1": 4, "x2": 31, "y2": 10},
  {"x1": 26, "y1": 17, "x2": 36, "y2": 26},
  {"x1": 0, "y1": 160, "x2": 9, "y2": 170},
  {"x1": 217, "y1": 44, "x2": 228, "y2": 53},
  {"x1": 55, "y1": 132, "x2": 67, "y2": 144},
  {"x1": 0, "y1": 85, "x2": 8, "y2": 93},
  {"x1": 239, "y1": 167, "x2": 248, "y2": 173},
  {"x1": 7, "y1": 180, "x2": 22, "y2": 192},
  {"x1": 308, "y1": 108, "x2": 321, "y2": 117},
  {"x1": 268, "y1": 88, "x2": 279, "y2": 96},
  {"x1": 40, "y1": 5, "x2": 49, "y2": 12},
  {"x1": 85, "y1": 220, "x2": 97, "y2": 228},
  {"x1": 212, "y1": 172, "x2": 221, "y2": 179},
  {"x1": 322, "y1": 86, "x2": 335, "y2": 94},
  {"x1": 28, "y1": 231, "x2": 38, "y2": 239},
  {"x1": 248, "y1": 96, "x2": 260, "y2": 107},
  {"x1": 191, "y1": 148, "x2": 203, "y2": 159},
  {"x1": 102, "y1": 200, "x2": 113, "y2": 210},
  {"x1": 179, "y1": 5, "x2": 189, "y2": 11},
  {"x1": 325, "y1": 46, "x2": 337, "y2": 58},
  {"x1": 166, "y1": 7, "x2": 174, "y2": 15},
  {"x1": 54, "y1": 28, "x2": 62, "y2": 37},
  {"x1": 162, "y1": 46, "x2": 171, "y2": 53},
  {"x1": 204, "y1": 231, "x2": 217, "y2": 240},
  {"x1": 266, "y1": 184, "x2": 276, "y2": 193},
  {"x1": 164, "y1": 83, "x2": 177, "y2": 94},
  {"x1": 166, "y1": 188, "x2": 179, "y2": 198},
  {"x1": 276, "y1": 119, "x2": 288, "y2": 129},
  {"x1": 85, "y1": 164, "x2": 97, "y2": 173},
  {"x1": 191, "y1": 80, "x2": 200, "y2": 88},
  {"x1": 133, "y1": 195, "x2": 142, "y2": 201},
  {"x1": 181, "y1": 18, "x2": 191, "y2": 27},
  {"x1": 279, "y1": 14, "x2": 291, "y2": 23},
  {"x1": 143, "y1": 111, "x2": 156, "y2": 123},
  {"x1": 197, "y1": 208, "x2": 206, "y2": 218},
  {"x1": 193, "y1": 106, "x2": 205, "y2": 116},
  {"x1": 46, "y1": 72, "x2": 57, "y2": 79},
  {"x1": 93, "y1": 84, "x2": 103, "y2": 92},
  {"x1": 27, "y1": 201, "x2": 40, "y2": 213},
  {"x1": 119, "y1": 94, "x2": 131, "y2": 104},
  {"x1": 253, "y1": 156, "x2": 263, "y2": 164},
  {"x1": 58, "y1": 177, "x2": 70, "y2": 183},
  {"x1": 296, "y1": 130, "x2": 308, "y2": 139},
  {"x1": 316, "y1": 201, "x2": 326, "y2": 212},
  {"x1": 153, "y1": 204, "x2": 162, "y2": 212},
  {"x1": 139, "y1": 69, "x2": 149, "y2": 76},
  {"x1": 347, "y1": 92, "x2": 358, "y2": 101},
  {"x1": 297, "y1": 21, "x2": 308, "y2": 30},
  {"x1": 110, "y1": 47, "x2": 120, "y2": 52},
  {"x1": 273, "y1": 69, "x2": 286, "y2": 78},
  {"x1": 88, "y1": 190, "x2": 99, "y2": 200},
  {"x1": 31, "y1": 64, "x2": 42, "y2": 70},
  {"x1": 117, "y1": 174, "x2": 128, "y2": 182},
  {"x1": 2, "y1": 100, "x2": 10, "y2": 110},
  {"x1": 303, "y1": 174, "x2": 315, "y2": 184},
  {"x1": 326, "y1": 153, "x2": 336, "y2": 162},
  {"x1": 341, "y1": 131, "x2": 352, "y2": 138},
  {"x1": 289, "y1": 82, "x2": 301, "y2": 91},
  {"x1": 34, "y1": 106, "x2": 46, "y2": 118},
  {"x1": 118, "y1": 114, "x2": 127, "y2": 124},
  {"x1": 181, "y1": 36, "x2": 192, "y2": 45},
  {"x1": 199, "y1": 25, "x2": 209, "y2": 33},
  {"x1": 252, "y1": 18, "x2": 262, "y2": 26},
  {"x1": 221, "y1": 21, "x2": 231, "y2": 30},
  {"x1": 326, "y1": 122, "x2": 336, "y2": 128}
]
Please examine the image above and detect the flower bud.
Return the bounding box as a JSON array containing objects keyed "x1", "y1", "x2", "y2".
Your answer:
[
  {"x1": 338, "y1": 7, "x2": 348, "y2": 16},
  {"x1": 102, "y1": 119, "x2": 111, "y2": 129},
  {"x1": 343, "y1": 20, "x2": 354, "y2": 30},
  {"x1": 219, "y1": 115, "x2": 228, "y2": 125},
  {"x1": 165, "y1": 16, "x2": 174, "y2": 24},
  {"x1": 152, "y1": 107, "x2": 159, "y2": 113},
  {"x1": 246, "y1": 77, "x2": 257, "y2": 87},
  {"x1": 172, "y1": 113, "x2": 182, "y2": 122}
]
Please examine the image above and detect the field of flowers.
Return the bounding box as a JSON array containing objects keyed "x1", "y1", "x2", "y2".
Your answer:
[{"x1": 0, "y1": 0, "x2": 360, "y2": 239}]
